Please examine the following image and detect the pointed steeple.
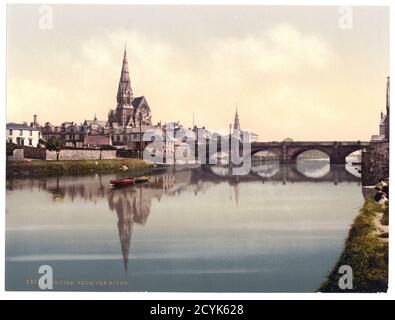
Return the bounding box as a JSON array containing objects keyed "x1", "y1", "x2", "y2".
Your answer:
[
  {"x1": 386, "y1": 76, "x2": 390, "y2": 110},
  {"x1": 385, "y1": 76, "x2": 390, "y2": 140},
  {"x1": 233, "y1": 108, "x2": 240, "y2": 132},
  {"x1": 117, "y1": 45, "x2": 133, "y2": 106}
]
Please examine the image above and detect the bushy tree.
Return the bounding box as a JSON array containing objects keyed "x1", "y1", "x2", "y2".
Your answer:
[{"x1": 43, "y1": 137, "x2": 65, "y2": 160}]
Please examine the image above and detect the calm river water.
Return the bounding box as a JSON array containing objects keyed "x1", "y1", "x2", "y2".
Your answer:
[{"x1": 6, "y1": 159, "x2": 363, "y2": 292}]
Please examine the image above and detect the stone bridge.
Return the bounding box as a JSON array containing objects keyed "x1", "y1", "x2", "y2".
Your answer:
[{"x1": 201, "y1": 140, "x2": 370, "y2": 165}]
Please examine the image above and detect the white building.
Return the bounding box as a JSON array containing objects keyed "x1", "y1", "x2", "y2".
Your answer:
[{"x1": 6, "y1": 123, "x2": 41, "y2": 147}]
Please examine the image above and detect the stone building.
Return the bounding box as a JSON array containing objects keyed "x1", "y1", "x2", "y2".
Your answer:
[
  {"x1": 372, "y1": 76, "x2": 390, "y2": 142},
  {"x1": 362, "y1": 76, "x2": 390, "y2": 185},
  {"x1": 107, "y1": 47, "x2": 152, "y2": 129},
  {"x1": 38, "y1": 47, "x2": 156, "y2": 152}
]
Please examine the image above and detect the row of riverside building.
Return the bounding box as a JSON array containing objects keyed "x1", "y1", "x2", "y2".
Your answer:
[{"x1": 6, "y1": 46, "x2": 258, "y2": 160}]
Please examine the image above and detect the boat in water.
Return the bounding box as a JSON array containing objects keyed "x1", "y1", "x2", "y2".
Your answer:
[
  {"x1": 110, "y1": 177, "x2": 136, "y2": 187},
  {"x1": 135, "y1": 176, "x2": 150, "y2": 183}
]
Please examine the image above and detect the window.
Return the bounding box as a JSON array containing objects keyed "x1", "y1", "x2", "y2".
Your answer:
[
  {"x1": 9, "y1": 129, "x2": 12, "y2": 135},
  {"x1": 19, "y1": 130, "x2": 23, "y2": 136},
  {"x1": 17, "y1": 137, "x2": 24, "y2": 146},
  {"x1": 29, "y1": 138, "x2": 32, "y2": 146},
  {"x1": 29, "y1": 131, "x2": 32, "y2": 136},
  {"x1": 8, "y1": 138, "x2": 12, "y2": 143}
]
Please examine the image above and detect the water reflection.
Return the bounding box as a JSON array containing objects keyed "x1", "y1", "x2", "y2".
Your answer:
[
  {"x1": 6, "y1": 161, "x2": 361, "y2": 275},
  {"x1": 296, "y1": 159, "x2": 329, "y2": 178},
  {"x1": 212, "y1": 160, "x2": 360, "y2": 185},
  {"x1": 251, "y1": 160, "x2": 279, "y2": 178}
]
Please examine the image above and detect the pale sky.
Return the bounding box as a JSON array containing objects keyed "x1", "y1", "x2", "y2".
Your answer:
[{"x1": 6, "y1": 5, "x2": 389, "y2": 141}]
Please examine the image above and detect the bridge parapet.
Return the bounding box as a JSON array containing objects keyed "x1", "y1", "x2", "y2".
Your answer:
[
  {"x1": 203, "y1": 140, "x2": 369, "y2": 165},
  {"x1": 250, "y1": 141, "x2": 369, "y2": 164}
]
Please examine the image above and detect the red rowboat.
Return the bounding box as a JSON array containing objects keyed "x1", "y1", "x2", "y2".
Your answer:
[{"x1": 110, "y1": 177, "x2": 135, "y2": 187}]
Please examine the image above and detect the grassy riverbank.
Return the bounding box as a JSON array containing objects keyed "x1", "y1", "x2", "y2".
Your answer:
[
  {"x1": 6, "y1": 159, "x2": 153, "y2": 178},
  {"x1": 318, "y1": 192, "x2": 388, "y2": 292}
]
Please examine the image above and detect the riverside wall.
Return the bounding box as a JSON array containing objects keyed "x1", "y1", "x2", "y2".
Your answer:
[{"x1": 361, "y1": 141, "x2": 389, "y2": 186}]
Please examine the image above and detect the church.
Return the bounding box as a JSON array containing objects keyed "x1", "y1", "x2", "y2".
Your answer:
[
  {"x1": 102, "y1": 46, "x2": 161, "y2": 153},
  {"x1": 107, "y1": 47, "x2": 152, "y2": 128}
]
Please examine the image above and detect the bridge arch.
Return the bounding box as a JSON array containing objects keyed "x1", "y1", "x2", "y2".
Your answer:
[
  {"x1": 288, "y1": 148, "x2": 331, "y2": 162},
  {"x1": 343, "y1": 149, "x2": 363, "y2": 163},
  {"x1": 251, "y1": 148, "x2": 282, "y2": 158}
]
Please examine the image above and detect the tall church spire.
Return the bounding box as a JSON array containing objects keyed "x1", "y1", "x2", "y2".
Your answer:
[
  {"x1": 386, "y1": 76, "x2": 390, "y2": 110},
  {"x1": 117, "y1": 46, "x2": 133, "y2": 106},
  {"x1": 233, "y1": 108, "x2": 240, "y2": 131},
  {"x1": 385, "y1": 76, "x2": 390, "y2": 140}
]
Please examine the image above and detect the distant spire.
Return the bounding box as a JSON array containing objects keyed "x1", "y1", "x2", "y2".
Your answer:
[
  {"x1": 385, "y1": 76, "x2": 390, "y2": 141},
  {"x1": 117, "y1": 45, "x2": 133, "y2": 106},
  {"x1": 94, "y1": 113, "x2": 97, "y2": 122},
  {"x1": 386, "y1": 76, "x2": 390, "y2": 110},
  {"x1": 233, "y1": 108, "x2": 240, "y2": 132}
]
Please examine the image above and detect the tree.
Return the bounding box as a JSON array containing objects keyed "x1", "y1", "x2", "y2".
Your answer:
[
  {"x1": 6, "y1": 142, "x2": 18, "y2": 156},
  {"x1": 38, "y1": 138, "x2": 46, "y2": 148},
  {"x1": 43, "y1": 137, "x2": 65, "y2": 160}
]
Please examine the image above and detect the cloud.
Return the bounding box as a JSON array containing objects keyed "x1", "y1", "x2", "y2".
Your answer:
[
  {"x1": 7, "y1": 78, "x2": 67, "y2": 122},
  {"x1": 8, "y1": 23, "x2": 340, "y2": 139},
  {"x1": 207, "y1": 24, "x2": 332, "y2": 79}
]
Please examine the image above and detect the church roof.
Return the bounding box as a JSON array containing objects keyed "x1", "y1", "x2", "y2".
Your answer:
[
  {"x1": 132, "y1": 96, "x2": 145, "y2": 108},
  {"x1": 84, "y1": 120, "x2": 107, "y2": 127},
  {"x1": 6, "y1": 123, "x2": 37, "y2": 131}
]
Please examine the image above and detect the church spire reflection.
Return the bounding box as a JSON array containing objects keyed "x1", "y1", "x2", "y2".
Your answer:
[
  {"x1": 107, "y1": 186, "x2": 152, "y2": 273},
  {"x1": 5, "y1": 164, "x2": 362, "y2": 274}
]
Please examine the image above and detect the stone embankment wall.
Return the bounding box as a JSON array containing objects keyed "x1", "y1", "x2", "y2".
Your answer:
[
  {"x1": 45, "y1": 149, "x2": 117, "y2": 160},
  {"x1": 362, "y1": 141, "x2": 389, "y2": 186},
  {"x1": 22, "y1": 146, "x2": 46, "y2": 159},
  {"x1": 8, "y1": 148, "x2": 117, "y2": 161},
  {"x1": 8, "y1": 149, "x2": 24, "y2": 161}
]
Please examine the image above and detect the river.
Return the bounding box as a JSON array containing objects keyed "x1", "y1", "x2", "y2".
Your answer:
[{"x1": 5, "y1": 159, "x2": 363, "y2": 292}]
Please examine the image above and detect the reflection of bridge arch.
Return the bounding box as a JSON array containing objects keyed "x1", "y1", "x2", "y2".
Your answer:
[
  {"x1": 205, "y1": 163, "x2": 361, "y2": 184},
  {"x1": 251, "y1": 162, "x2": 280, "y2": 178},
  {"x1": 205, "y1": 141, "x2": 370, "y2": 164},
  {"x1": 295, "y1": 159, "x2": 330, "y2": 178},
  {"x1": 211, "y1": 165, "x2": 233, "y2": 176}
]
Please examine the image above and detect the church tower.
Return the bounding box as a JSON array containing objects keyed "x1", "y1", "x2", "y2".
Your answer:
[
  {"x1": 385, "y1": 76, "x2": 390, "y2": 141},
  {"x1": 107, "y1": 45, "x2": 153, "y2": 130},
  {"x1": 233, "y1": 109, "x2": 241, "y2": 137},
  {"x1": 114, "y1": 46, "x2": 134, "y2": 126}
]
